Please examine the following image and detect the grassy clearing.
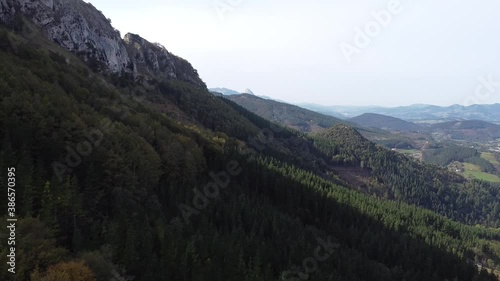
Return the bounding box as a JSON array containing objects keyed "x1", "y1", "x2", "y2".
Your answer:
[
  {"x1": 397, "y1": 149, "x2": 418, "y2": 154},
  {"x1": 482, "y1": 152, "x2": 500, "y2": 166},
  {"x1": 463, "y1": 163, "x2": 500, "y2": 183}
]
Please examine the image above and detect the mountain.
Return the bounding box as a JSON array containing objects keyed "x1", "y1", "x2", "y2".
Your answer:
[
  {"x1": 226, "y1": 94, "x2": 419, "y2": 149},
  {"x1": 2, "y1": 45, "x2": 499, "y2": 280},
  {"x1": 301, "y1": 103, "x2": 500, "y2": 122},
  {"x1": 394, "y1": 104, "x2": 500, "y2": 122},
  {"x1": 426, "y1": 120, "x2": 500, "y2": 141},
  {"x1": 209, "y1": 87, "x2": 241, "y2": 96},
  {"x1": 430, "y1": 120, "x2": 500, "y2": 130},
  {"x1": 210, "y1": 87, "x2": 284, "y2": 102},
  {"x1": 243, "y1": 88, "x2": 254, "y2": 95},
  {"x1": 0, "y1": 0, "x2": 205, "y2": 87},
  {"x1": 225, "y1": 95, "x2": 500, "y2": 225},
  {"x1": 312, "y1": 125, "x2": 500, "y2": 224},
  {"x1": 226, "y1": 93, "x2": 347, "y2": 132},
  {"x1": 350, "y1": 113, "x2": 422, "y2": 132},
  {"x1": 299, "y1": 103, "x2": 385, "y2": 119},
  {"x1": 1, "y1": 1, "x2": 500, "y2": 280}
]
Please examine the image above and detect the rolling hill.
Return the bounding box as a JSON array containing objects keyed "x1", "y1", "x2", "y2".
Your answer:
[
  {"x1": 225, "y1": 93, "x2": 420, "y2": 149},
  {"x1": 301, "y1": 103, "x2": 500, "y2": 122},
  {"x1": 0, "y1": 1, "x2": 500, "y2": 280},
  {"x1": 225, "y1": 93, "x2": 347, "y2": 133},
  {"x1": 350, "y1": 113, "x2": 422, "y2": 132},
  {"x1": 426, "y1": 120, "x2": 500, "y2": 141}
]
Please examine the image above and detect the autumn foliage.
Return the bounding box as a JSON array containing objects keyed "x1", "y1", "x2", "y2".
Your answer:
[{"x1": 31, "y1": 261, "x2": 95, "y2": 281}]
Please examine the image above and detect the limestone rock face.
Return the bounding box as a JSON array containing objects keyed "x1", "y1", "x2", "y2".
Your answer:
[
  {"x1": 124, "y1": 33, "x2": 205, "y2": 87},
  {"x1": 0, "y1": 0, "x2": 131, "y2": 72},
  {"x1": 0, "y1": 0, "x2": 205, "y2": 88}
]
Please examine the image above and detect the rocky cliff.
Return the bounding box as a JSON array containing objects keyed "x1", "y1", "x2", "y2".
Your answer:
[
  {"x1": 123, "y1": 33, "x2": 204, "y2": 86},
  {"x1": 0, "y1": 0, "x2": 205, "y2": 87}
]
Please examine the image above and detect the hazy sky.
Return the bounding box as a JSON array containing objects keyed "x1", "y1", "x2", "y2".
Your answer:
[{"x1": 85, "y1": 0, "x2": 500, "y2": 106}]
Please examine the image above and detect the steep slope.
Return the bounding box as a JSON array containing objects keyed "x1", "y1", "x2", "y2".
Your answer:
[
  {"x1": 350, "y1": 113, "x2": 422, "y2": 132},
  {"x1": 0, "y1": 0, "x2": 205, "y2": 87},
  {"x1": 0, "y1": 3, "x2": 500, "y2": 281},
  {"x1": 313, "y1": 124, "x2": 500, "y2": 227},
  {"x1": 0, "y1": 0, "x2": 130, "y2": 72},
  {"x1": 123, "y1": 33, "x2": 204, "y2": 86},
  {"x1": 226, "y1": 94, "x2": 418, "y2": 149},
  {"x1": 226, "y1": 93, "x2": 347, "y2": 133},
  {"x1": 224, "y1": 94, "x2": 500, "y2": 227},
  {"x1": 427, "y1": 120, "x2": 500, "y2": 141},
  {"x1": 0, "y1": 40, "x2": 499, "y2": 281}
]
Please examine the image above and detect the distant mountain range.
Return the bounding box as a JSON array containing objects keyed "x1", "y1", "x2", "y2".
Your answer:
[
  {"x1": 427, "y1": 120, "x2": 500, "y2": 141},
  {"x1": 4, "y1": 2, "x2": 500, "y2": 280},
  {"x1": 350, "y1": 113, "x2": 500, "y2": 142},
  {"x1": 224, "y1": 94, "x2": 347, "y2": 133},
  {"x1": 221, "y1": 91, "x2": 500, "y2": 144},
  {"x1": 210, "y1": 87, "x2": 286, "y2": 102},
  {"x1": 211, "y1": 88, "x2": 500, "y2": 123},
  {"x1": 209, "y1": 87, "x2": 241, "y2": 96},
  {"x1": 350, "y1": 113, "x2": 422, "y2": 132},
  {"x1": 222, "y1": 93, "x2": 424, "y2": 150},
  {"x1": 299, "y1": 103, "x2": 500, "y2": 122}
]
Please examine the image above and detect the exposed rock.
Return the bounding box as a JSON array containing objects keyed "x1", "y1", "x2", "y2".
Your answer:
[
  {"x1": 124, "y1": 33, "x2": 205, "y2": 87},
  {"x1": 0, "y1": 0, "x2": 130, "y2": 72},
  {"x1": 243, "y1": 88, "x2": 254, "y2": 95},
  {"x1": 0, "y1": 0, "x2": 205, "y2": 88}
]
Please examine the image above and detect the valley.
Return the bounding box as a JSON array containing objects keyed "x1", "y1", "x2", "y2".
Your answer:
[
  {"x1": 0, "y1": 1, "x2": 499, "y2": 280},
  {"x1": 219, "y1": 90, "x2": 500, "y2": 183}
]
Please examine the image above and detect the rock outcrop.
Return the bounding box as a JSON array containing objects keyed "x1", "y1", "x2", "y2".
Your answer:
[
  {"x1": 124, "y1": 33, "x2": 204, "y2": 87},
  {"x1": 0, "y1": 0, "x2": 205, "y2": 88}
]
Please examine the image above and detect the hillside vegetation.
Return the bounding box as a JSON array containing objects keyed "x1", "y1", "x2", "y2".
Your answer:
[
  {"x1": 0, "y1": 25, "x2": 500, "y2": 281},
  {"x1": 350, "y1": 113, "x2": 422, "y2": 132},
  {"x1": 226, "y1": 94, "x2": 346, "y2": 133},
  {"x1": 313, "y1": 125, "x2": 500, "y2": 227}
]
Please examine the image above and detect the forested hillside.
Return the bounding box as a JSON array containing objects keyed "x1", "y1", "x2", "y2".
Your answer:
[
  {"x1": 225, "y1": 94, "x2": 346, "y2": 133},
  {"x1": 313, "y1": 125, "x2": 500, "y2": 227},
  {"x1": 225, "y1": 94, "x2": 418, "y2": 150},
  {"x1": 0, "y1": 19, "x2": 499, "y2": 281},
  {"x1": 350, "y1": 113, "x2": 422, "y2": 132},
  {"x1": 426, "y1": 120, "x2": 500, "y2": 141}
]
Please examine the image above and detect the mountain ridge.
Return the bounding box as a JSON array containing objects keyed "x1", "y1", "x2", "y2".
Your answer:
[
  {"x1": 1, "y1": 2, "x2": 500, "y2": 280},
  {"x1": 225, "y1": 93, "x2": 347, "y2": 133},
  {"x1": 301, "y1": 102, "x2": 500, "y2": 122},
  {"x1": 0, "y1": 0, "x2": 205, "y2": 87},
  {"x1": 350, "y1": 113, "x2": 422, "y2": 132}
]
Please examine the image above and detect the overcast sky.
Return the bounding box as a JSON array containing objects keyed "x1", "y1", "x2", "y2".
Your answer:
[{"x1": 85, "y1": 0, "x2": 500, "y2": 107}]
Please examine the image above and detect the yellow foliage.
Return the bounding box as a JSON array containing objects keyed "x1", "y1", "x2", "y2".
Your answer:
[{"x1": 31, "y1": 261, "x2": 95, "y2": 281}]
